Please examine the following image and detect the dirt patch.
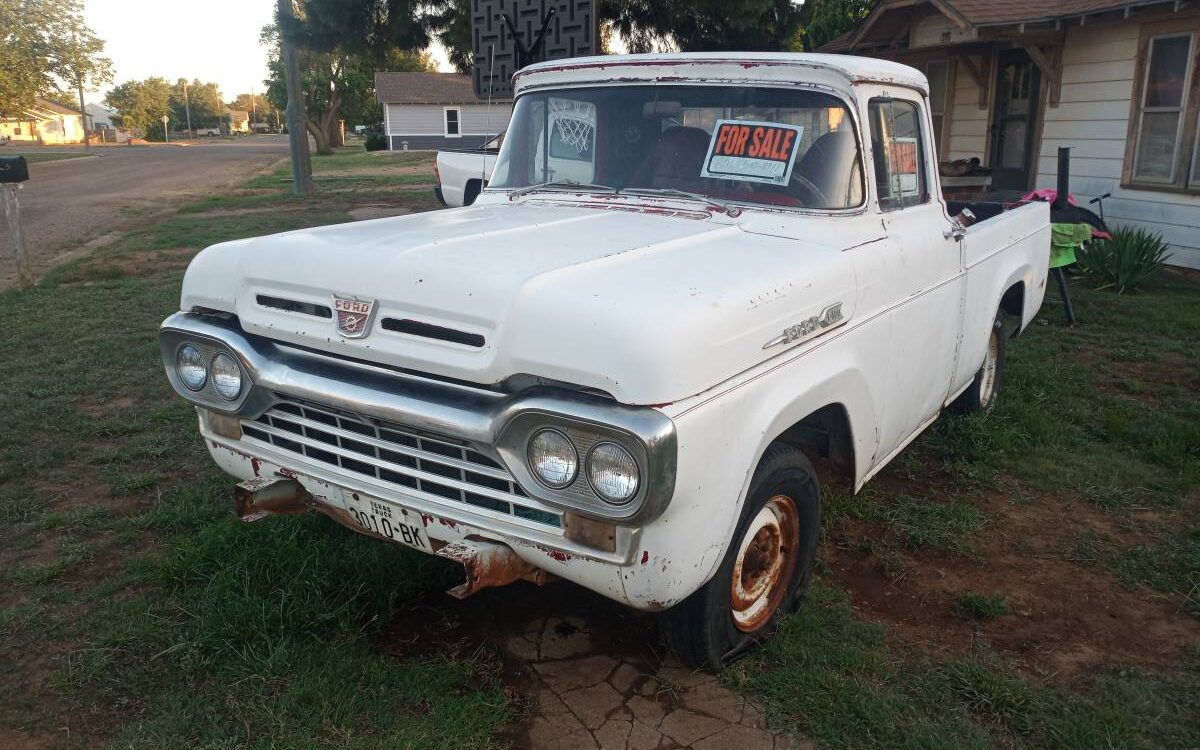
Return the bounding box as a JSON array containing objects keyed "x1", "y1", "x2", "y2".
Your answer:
[
  {"x1": 65, "y1": 247, "x2": 198, "y2": 282},
  {"x1": 827, "y1": 480, "x2": 1200, "y2": 679},
  {"x1": 0, "y1": 727, "x2": 58, "y2": 750}
]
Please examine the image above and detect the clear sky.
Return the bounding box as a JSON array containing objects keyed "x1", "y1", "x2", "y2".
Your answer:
[{"x1": 81, "y1": 0, "x2": 452, "y2": 104}]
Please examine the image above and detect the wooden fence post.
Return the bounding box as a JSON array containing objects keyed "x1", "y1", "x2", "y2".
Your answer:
[{"x1": 1, "y1": 184, "x2": 33, "y2": 288}]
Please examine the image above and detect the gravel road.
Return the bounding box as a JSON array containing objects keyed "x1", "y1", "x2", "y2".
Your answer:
[{"x1": 0, "y1": 137, "x2": 290, "y2": 289}]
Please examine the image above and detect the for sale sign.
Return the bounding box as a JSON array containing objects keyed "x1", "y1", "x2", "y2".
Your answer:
[{"x1": 701, "y1": 119, "x2": 805, "y2": 186}]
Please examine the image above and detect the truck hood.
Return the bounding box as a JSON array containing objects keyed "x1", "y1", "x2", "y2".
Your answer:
[{"x1": 181, "y1": 201, "x2": 859, "y2": 405}]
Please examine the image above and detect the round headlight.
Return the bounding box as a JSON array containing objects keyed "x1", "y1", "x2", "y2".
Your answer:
[
  {"x1": 527, "y1": 429, "x2": 578, "y2": 489},
  {"x1": 587, "y1": 442, "x2": 640, "y2": 504},
  {"x1": 210, "y1": 353, "x2": 243, "y2": 400},
  {"x1": 176, "y1": 344, "x2": 207, "y2": 391}
]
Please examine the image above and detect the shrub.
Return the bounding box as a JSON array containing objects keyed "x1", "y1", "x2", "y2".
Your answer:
[
  {"x1": 364, "y1": 132, "x2": 388, "y2": 151},
  {"x1": 1076, "y1": 226, "x2": 1170, "y2": 294}
]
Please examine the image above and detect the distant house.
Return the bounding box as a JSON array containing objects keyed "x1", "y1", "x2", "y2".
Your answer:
[
  {"x1": 824, "y1": 0, "x2": 1200, "y2": 269},
  {"x1": 375, "y1": 72, "x2": 512, "y2": 150},
  {"x1": 227, "y1": 110, "x2": 250, "y2": 134},
  {"x1": 85, "y1": 102, "x2": 116, "y2": 130},
  {"x1": 0, "y1": 98, "x2": 85, "y2": 145}
]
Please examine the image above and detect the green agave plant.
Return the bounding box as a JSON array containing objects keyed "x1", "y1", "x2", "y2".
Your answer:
[{"x1": 1076, "y1": 225, "x2": 1170, "y2": 294}]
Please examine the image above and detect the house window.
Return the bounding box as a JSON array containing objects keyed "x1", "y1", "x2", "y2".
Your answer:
[
  {"x1": 14, "y1": 124, "x2": 21, "y2": 136},
  {"x1": 926, "y1": 60, "x2": 950, "y2": 157},
  {"x1": 1128, "y1": 28, "x2": 1200, "y2": 190},
  {"x1": 869, "y1": 98, "x2": 929, "y2": 210},
  {"x1": 445, "y1": 108, "x2": 460, "y2": 137}
]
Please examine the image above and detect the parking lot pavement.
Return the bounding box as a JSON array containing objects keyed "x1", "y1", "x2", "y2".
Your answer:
[{"x1": 0, "y1": 137, "x2": 289, "y2": 290}]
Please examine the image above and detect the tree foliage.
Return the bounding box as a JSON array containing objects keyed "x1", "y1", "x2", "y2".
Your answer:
[
  {"x1": 601, "y1": 0, "x2": 801, "y2": 53},
  {"x1": 794, "y1": 0, "x2": 872, "y2": 51},
  {"x1": 169, "y1": 79, "x2": 224, "y2": 131},
  {"x1": 105, "y1": 77, "x2": 172, "y2": 139},
  {"x1": 0, "y1": 0, "x2": 110, "y2": 117},
  {"x1": 263, "y1": 22, "x2": 431, "y2": 154}
]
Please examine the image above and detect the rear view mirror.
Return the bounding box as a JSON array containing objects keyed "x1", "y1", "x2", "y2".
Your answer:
[{"x1": 643, "y1": 101, "x2": 683, "y2": 118}]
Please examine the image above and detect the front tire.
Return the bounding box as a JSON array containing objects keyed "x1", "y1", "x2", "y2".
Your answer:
[
  {"x1": 659, "y1": 444, "x2": 820, "y2": 671},
  {"x1": 953, "y1": 309, "x2": 1007, "y2": 414}
]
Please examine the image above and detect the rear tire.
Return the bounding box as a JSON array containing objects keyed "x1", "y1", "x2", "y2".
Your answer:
[
  {"x1": 953, "y1": 309, "x2": 1006, "y2": 414},
  {"x1": 659, "y1": 444, "x2": 820, "y2": 671},
  {"x1": 463, "y1": 180, "x2": 482, "y2": 206}
]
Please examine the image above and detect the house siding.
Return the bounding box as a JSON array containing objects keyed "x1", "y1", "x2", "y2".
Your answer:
[
  {"x1": 383, "y1": 103, "x2": 511, "y2": 150},
  {"x1": 1035, "y1": 20, "x2": 1200, "y2": 270},
  {"x1": 935, "y1": 17, "x2": 1200, "y2": 269}
]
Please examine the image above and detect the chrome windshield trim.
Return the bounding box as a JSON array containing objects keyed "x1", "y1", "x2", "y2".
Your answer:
[{"x1": 161, "y1": 312, "x2": 677, "y2": 524}]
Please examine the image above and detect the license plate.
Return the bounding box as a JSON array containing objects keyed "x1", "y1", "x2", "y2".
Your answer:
[{"x1": 343, "y1": 492, "x2": 430, "y2": 552}]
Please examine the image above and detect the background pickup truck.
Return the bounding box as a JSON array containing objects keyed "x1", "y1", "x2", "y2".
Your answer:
[
  {"x1": 434, "y1": 133, "x2": 503, "y2": 206},
  {"x1": 162, "y1": 52, "x2": 1050, "y2": 671}
]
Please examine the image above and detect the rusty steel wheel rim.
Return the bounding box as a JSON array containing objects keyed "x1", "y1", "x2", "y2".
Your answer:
[{"x1": 730, "y1": 494, "x2": 799, "y2": 633}]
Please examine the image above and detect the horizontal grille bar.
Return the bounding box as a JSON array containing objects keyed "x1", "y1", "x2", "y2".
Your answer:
[{"x1": 240, "y1": 396, "x2": 561, "y2": 529}]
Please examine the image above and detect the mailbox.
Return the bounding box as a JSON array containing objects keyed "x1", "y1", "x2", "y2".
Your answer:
[{"x1": 0, "y1": 156, "x2": 30, "y2": 183}]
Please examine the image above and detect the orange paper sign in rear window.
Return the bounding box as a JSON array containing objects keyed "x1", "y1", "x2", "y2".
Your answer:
[{"x1": 701, "y1": 119, "x2": 805, "y2": 186}]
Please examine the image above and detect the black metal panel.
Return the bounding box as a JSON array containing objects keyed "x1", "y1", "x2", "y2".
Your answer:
[
  {"x1": 0, "y1": 156, "x2": 29, "y2": 183},
  {"x1": 472, "y1": 0, "x2": 597, "y2": 99}
]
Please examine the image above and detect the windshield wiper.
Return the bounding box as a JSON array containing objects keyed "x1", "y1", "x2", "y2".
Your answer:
[
  {"x1": 507, "y1": 180, "x2": 618, "y2": 200},
  {"x1": 619, "y1": 187, "x2": 742, "y2": 217}
]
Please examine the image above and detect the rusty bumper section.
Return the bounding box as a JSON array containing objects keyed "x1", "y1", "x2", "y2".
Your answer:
[{"x1": 232, "y1": 478, "x2": 554, "y2": 598}]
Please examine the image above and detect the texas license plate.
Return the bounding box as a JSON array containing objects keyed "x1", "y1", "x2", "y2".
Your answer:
[{"x1": 343, "y1": 492, "x2": 430, "y2": 552}]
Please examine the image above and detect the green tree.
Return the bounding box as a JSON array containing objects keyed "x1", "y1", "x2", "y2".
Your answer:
[
  {"x1": 426, "y1": 0, "x2": 472, "y2": 75},
  {"x1": 795, "y1": 0, "x2": 872, "y2": 51},
  {"x1": 263, "y1": 23, "x2": 430, "y2": 154},
  {"x1": 169, "y1": 79, "x2": 224, "y2": 132},
  {"x1": 0, "y1": 0, "x2": 110, "y2": 118},
  {"x1": 106, "y1": 77, "x2": 173, "y2": 140},
  {"x1": 601, "y1": 0, "x2": 801, "y2": 53}
]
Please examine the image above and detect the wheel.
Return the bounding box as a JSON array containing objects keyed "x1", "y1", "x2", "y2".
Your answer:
[
  {"x1": 953, "y1": 309, "x2": 1007, "y2": 414},
  {"x1": 463, "y1": 181, "x2": 482, "y2": 206},
  {"x1": 659, "y1": 444, "x2": 821, "y2": 671}
]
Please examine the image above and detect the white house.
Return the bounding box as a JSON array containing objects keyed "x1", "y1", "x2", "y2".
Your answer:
[
  {"x1": 826, "y1": 0, "x2": 1200, "y2": 269},
  {"x1": 0, "y1": 98, "x2": 85, "y2": 145},
  {"x1": 375, "y1": 72, "x2": 511, "y2": 151},
  {"x1": 85, "y1": 102, "x2": 116, "y2": 130}
]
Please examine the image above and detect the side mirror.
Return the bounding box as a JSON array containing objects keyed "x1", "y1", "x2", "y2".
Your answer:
[{"x1": 0, "y1": 156, "x2": 30, "y2": 184}]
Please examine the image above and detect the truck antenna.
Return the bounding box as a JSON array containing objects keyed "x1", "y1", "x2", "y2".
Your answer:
[{"x1": 484, "y1": 43, "x2": 495, "y2": 185}]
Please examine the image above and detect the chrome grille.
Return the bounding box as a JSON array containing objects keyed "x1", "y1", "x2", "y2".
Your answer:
[{"x1": 239, "y1": 396, "x2": 562, "y2": 529}]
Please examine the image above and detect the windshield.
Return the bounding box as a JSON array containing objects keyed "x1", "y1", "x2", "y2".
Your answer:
[{"x1": 489, "y1": 85, "x2": 863, "y2": 210}]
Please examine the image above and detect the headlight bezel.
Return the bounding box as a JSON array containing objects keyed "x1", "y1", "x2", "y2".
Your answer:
[
  {"x1": 161, "y1": 329, "x2": 255, "y2": 414},
  {"x1": 495, "y1": 400, "x2": 675, "y2": 524}
]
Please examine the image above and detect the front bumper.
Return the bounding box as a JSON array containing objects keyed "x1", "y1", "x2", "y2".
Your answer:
[{"x1": 161, "y1": 312, "x2": 677, "y2": 563}]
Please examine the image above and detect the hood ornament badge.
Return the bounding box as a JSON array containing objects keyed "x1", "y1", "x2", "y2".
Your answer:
[
  {"x1": 762, "y1": 302, "x2": 845, "y2": 349},
  {"x1": 332, "y1": 295, "x2": 377, "y2": 339}
]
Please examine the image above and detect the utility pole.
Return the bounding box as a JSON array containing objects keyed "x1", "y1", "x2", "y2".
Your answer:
[
  {"x1": 277, "y1": 0, "x2": 313, "y2": 194},
  {"x1": 184, "y1": 80, "x2": 193, "y2": 138}
]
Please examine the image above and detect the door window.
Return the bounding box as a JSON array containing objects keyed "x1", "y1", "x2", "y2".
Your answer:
[{"x1": 868, "y1": 98, "x2": 928, "y2": 210}]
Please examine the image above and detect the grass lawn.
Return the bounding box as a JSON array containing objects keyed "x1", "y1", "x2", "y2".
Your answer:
[
  {"x1": 8, "y1": 151, "x2": 90, "y2": 164},
  {"x1": 1, "y1": 145, "x2": 1197, "y2": 748}
]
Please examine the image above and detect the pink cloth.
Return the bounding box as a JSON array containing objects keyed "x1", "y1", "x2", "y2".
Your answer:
[{"x1": 1023, "y1": 188, "x2": 1077, "y2": 206}]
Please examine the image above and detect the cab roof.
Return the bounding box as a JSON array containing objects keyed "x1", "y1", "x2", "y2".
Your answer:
[{"x1": 513, "y1": 52, "x2": 928, "y2": 96}]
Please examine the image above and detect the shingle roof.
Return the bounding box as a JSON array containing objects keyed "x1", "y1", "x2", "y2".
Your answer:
[
  {"x1": 33, "y1": 97, "x2": 82, "y2": 116},
  {"x1": 823, "y1": 0, "x2": 1175, "y2": 52},
  {"x1": 941, "y1": 0, "x2": 1165, "y2": 26},
  {"x1": 375, "y1": 72, "x2": 509, "y2": 105}
]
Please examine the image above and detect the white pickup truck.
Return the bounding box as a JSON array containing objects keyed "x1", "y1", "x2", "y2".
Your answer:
[
  {"x1": 434, "y1": 133, "x2": 503, "y2": 207},
  {"x1": 161, "y1": 53, "x2": 1049, "y2": 670}
]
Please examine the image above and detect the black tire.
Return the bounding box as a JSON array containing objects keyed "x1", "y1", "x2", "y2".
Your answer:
[
  {"x1": 463, "y1": 180, "x2": 482, "y2": 206},
  {"x1": 953, "y1": 309, "x2": 1007, "y2": 414},
  {"x1": 659, "y1": 444, "x2": 821, "y2": 671}
]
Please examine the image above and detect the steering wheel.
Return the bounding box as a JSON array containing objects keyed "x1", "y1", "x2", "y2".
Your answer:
[{"x1": 789, "y1": 172, "x2": 829, "y2": 208}]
